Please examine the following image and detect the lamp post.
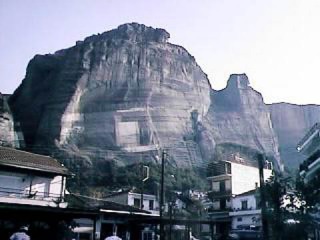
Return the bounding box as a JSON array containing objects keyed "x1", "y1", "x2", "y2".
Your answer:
[{"x1": 140, "y1": 165, "x2": 149, "y2": 210}]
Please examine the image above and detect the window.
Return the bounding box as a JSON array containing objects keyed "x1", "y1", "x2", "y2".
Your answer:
[
  {"x1": 133, "y1": 198, "x2": 141, "y2": 208},
  {"x1": 149, "y1": 200, "x2": 154, "y2": 210},
  {"x1": 264, "y1": 161, "x2": 273, "y2": 170},
  {"x1": 225, "y1": 179, "x2": 231, "y2": 191},
  {"x1": 241, "y1": 200, "x2": 248, "y2": 210},
  {"x1": 226, "y1": 162, "x2": 231, "y2": 174},
  {"x1": 237, "y1": 217, "x2": 243, "y2": 222},
  {"x1": 213, "y1": 200, "x2": 220, "y2": 210},
  {"x1": 220, "y1": 181, "x2": 226, "y2": 192},
  {"x1": 212, "y1": 181, "x2": 219, "y2": 191},
  {"x1": 220, "y1": 199, "x2": 226, "y2": 210}
]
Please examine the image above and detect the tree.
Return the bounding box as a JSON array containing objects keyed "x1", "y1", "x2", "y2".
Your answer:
[{"x1": 264, "y1": 173, "x2": 310, "y2": 240}]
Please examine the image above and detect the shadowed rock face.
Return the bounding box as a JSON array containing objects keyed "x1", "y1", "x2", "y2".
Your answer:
[
  {"x1": 201, "y1": 74, "x2": 283, "y2": 170},
  {"x1": 9, "y1": 23, "x2": 211, "y2": 167},
  {"x1": 269, "y1": 103, "x2": 320, "y2": 170},
  {"x1": 0, "y1": 93, "x2": 20, "y2": 147},
  {"x1": 10, "y1": 22, "x2": 318, "y2": 175}
]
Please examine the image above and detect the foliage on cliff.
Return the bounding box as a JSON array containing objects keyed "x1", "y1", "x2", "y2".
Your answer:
[{"x1": 66, "y1": 160, "x2": 207, "y2": 197}]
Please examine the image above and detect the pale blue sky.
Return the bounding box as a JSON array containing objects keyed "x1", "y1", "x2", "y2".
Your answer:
[{"x1": 0, "y1": 0, "x2": 319, "y2": 104}]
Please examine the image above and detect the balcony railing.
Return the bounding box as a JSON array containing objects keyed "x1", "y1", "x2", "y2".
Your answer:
[
  {"x1": 231, "y1": 206, "x2": 258, "y2": 211},
  {"x1": 0, "y1": 186, "x2": 63, "y2": 202},
  {"x1": 208, "y1": 190, "x2": 232, "y2": 199},
  {"x1": 297, "y1": 123, "x2": 320, "y2": 150},
  {"x1": 300, "y1": 149, "x2": 320, "y2": 172},
  {"x1": 207, "y1": 206, "x2": 232, "y2": 213}
]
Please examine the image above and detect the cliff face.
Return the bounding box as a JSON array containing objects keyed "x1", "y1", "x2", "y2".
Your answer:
[
  {"x1": 202, "y1": 74, "x2": 283, "y2": 170},
  {"x1": 269, "y1": 103, "x2": 320, "y2": 170},
  {"x1": 9, "y1": 23, "x2": 211, "y2": 167},
  {"x1": 0, "y1": 93, "x2": 21, "y2": 147},
  {"x1": 9, "y1": 22, "x2": 320, "y2": 176}
]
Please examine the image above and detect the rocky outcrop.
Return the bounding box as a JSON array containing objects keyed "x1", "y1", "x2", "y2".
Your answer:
[
  {"x1": 9, "y1": 23, "x2": 211, "y2": 168},
  {"x1": 10, "y1": 22, "x2": 319, "y2": 177},
  {"x1": 201, "y1": 74, "x2": 283, "y2": 170},
  {"x1": 0, "y1": 93, "x2": 21, "y2": 147},
  {"x1": 269, "y1": 103, "x2": 320, "y2": 170}
]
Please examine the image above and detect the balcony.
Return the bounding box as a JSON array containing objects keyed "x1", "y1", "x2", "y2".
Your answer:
[
  {"x1": 229, "y1": 209, "x2": 261, "y2": 216},
  {"x1": 208, "y1": 190, "x2": 232, "y2": 199},
  {"x1": 208, "y1": 206, "x2": 232, "y2": 213},
  {"x1": 300, "y1": 149, "x2": 320, "y2": 170},
  {"x1": 297, "y1": 123, "x2": 320, "y2": 154},
  {"x1": 207, "y1": 161, "x2": 231, "y2": 178},
  {"x1": 0, "y1": 187, "x2": 67, "y2": 207},
  {"x1": 207, "y1": 206, "x2": 231, "y2": 221}
]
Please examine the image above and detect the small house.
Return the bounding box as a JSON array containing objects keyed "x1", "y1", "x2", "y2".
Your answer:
[{"x1": 0, "y1": 146, "x2": 69, "y2": 207}]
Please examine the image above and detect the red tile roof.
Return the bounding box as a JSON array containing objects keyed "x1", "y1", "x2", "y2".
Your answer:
[{"x1": 0, "y1": 146, "x2": 69, "y2": 175}]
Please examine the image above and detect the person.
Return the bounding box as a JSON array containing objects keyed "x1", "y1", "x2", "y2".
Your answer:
[
  {"x1": 189, "y1": 231, "x2": 199, "y2": 240},
  {"x1": 104, "y1": 231, "x2": 122, "y2": 240},
  {"x1": 10, "y1": 226, "x2": 30, "y2": 240}
]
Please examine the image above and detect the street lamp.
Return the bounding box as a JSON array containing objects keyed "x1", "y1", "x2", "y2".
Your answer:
[{"x1": 140, "y1": 165, "x2": 149, "y2": 209}]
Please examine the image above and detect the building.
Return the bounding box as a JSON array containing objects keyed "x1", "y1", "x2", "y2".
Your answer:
[
  {"x1": 105, "y1": 189, "x2": 160, "y2": 215},
  {"x1": 229, "y1": 189, "x2": 261, "y2": 230},
  {"x1": 297, "y1": 122, "x2": 320, "y2": 184},
  {"x1": 297, "y1": 123, "x2": 320, "y2": 240},
  {"x1": 207, "y1": 155, "x2": 273, "y2": 236},
  {"x1": 0, "y1": 146, "x2": 69, "y2": 207},
  {"x1": 67, "y1": 193, "x2": 156, "y2": 240},
  {"x1": 0, "y1": 146, "x2": 90, "y2": 240},
  {"x1": 0, "y1": 147, "x2": 158, "y2": 240}
]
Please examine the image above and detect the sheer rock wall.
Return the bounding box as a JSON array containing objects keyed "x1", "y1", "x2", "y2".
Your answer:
[
  {"x1": 201, "y1": 74, "x2": 283, "y2": 170},
  {"x1": 269, "y1": 103, "x2": 320, "y2": 170},
  {"x1": 10, "y1": 23, "x2": 320, "y2": 174},
  {"x1": 0, "y1": 93, "x2": 21, "y2": 147},
  {"x1": 9, "y1": 23, "x2": 211, "y2": 167}
]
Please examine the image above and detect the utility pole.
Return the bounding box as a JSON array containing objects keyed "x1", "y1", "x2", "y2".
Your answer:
[
  {"x1": 160, "y1": 150, "x2": 166, "y2": 240},
  {"x1": 140, "y1": 165, "x2": 149, "y2": 210},
  {"x1": 169, "y1": 202, "x2": 173, "y2": 240},
  {"x1": 141, "y1": 164, "x2": 144, "y2": 210},
  {"x1": 258, "y1": 153, "x2": 269, "y2": 240}
]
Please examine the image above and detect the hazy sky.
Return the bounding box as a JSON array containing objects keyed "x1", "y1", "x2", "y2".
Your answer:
[{"x1": 0, "y1": 0, "x2": 319, "y2": 104}]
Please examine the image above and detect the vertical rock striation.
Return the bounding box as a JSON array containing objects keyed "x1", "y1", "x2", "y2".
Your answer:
[
  {"x1": 269, "y1": 103, "x2": 320, "y2": 170},
  {"x1": 11, "y1": 22, "x2": 319, "y2": 176},
  {"x1": 0, "y1": 93, "x2": 21, "y2": 147},
  {"x1": 202, "y1": 74, "x2": 283, "y2": 170},
  {"x1": 9, "y1": 23, "x2": 211, "y2": 168}
]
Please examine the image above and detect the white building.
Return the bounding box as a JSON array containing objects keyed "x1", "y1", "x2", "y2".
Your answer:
[
  {"x1": 208, "y1": 159, "x2": 273, "y2": 213},
  {"x1": 229, "y1": 189, "x2": 261, "y2": 230},
  {"x1": 297, "y1": 123, "x2": 320, "y2": 184},
  {"x1": 105, "y1": 189, "x2": 159, "y2": 215},
  {"x1": 207, "y1": 155, "x2": 273, "y2": 236},
  {"x1": 0, "y1": 146, "x2": 69, "y2": 207},
  {"x1": 297, "y1": 123, "x2": 320, "y2": 240}
]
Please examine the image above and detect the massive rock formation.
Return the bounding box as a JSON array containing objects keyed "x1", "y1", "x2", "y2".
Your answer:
[
  {"x1": 201, "y1": 74, "x2": 283, "y2": 171},
  {"x1": 9, "y1": 23, "x2": 211, "y2": 168},
  {"x1": 269, "y1": 103, "x2": 320, "y2": 170},
  {"x1": 200, "y1": 73, "x2": 320, "y2": 171},
  {"x1": 0, "y1": 93, "x2": 21, "y2": 147},
  {"x1": 9, "y1": 22, "x2": 320, "y2": 178}
]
